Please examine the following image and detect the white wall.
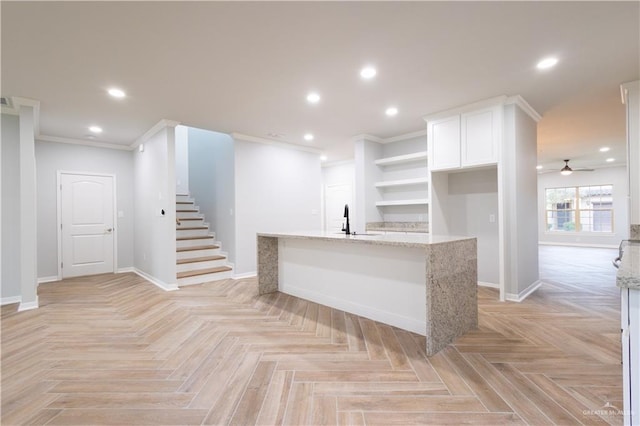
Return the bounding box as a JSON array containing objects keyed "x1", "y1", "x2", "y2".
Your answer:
[
  {"x1": 133, "y1": 126, "x2": 177, "y2": 287},
  {"x1": 538, "y1": 166, "x2": 628, "y2": 247},
  {"x1": 35, "y1": 141, "x2": 135, "y2": 278},
  {"x1": 501, "y1": 103, "x2": 539, "y2": 298},
  {"x1": 175, "y1": 125, "x2": 189, "y2": 195},
  {"x1": 18, "y1": 103, "x2": 38, "y2": 309},
  {"x1": 447, "y1": 168, "x2": 500, "y2": 285},
  {"x1": 234, "y1": 139, "x2": 322, "y2": 274},
  {"x1": 622, "y1": 81, "x2": 639, "y2": 226},
  {"x1": 354, "y1": 137, "x2": 383, "y2": 232},
  {"x1": 512, "y1": 106, "x2": 540, "y2": 294},
  {"x1": 1, "y1": 114, "x2": 21, "y2": 301},
  {"x1": 188, "y1": 127, "x2": 235, "y2": 264},
  {"x1": 382, "y1": 135, "x2": 426, "y2": 157}
]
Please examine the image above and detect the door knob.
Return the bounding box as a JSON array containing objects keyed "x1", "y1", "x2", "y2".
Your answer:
[{"x1": 106, "y1": 228, "x2": 113, "y2": 233}]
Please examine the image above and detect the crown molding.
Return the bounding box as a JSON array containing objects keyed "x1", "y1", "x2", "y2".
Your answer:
[
  {"x1": 620, "y1": 80, "x2": 640, "y2": 104},
  {"x1": 131, "y1": 119, "x2": 181, "y2": 149},
  {"x1": 1, "y1": 106, "x2": 18, "y2": 116},
  {"x1": 423, "y1": 95, "x2": 508, "y2": 122},
  {"x1": 321, "y1": 159, "x2": 355, "y2": 168},
  {"x1": 505, "y1": 95, "x2": 542, "y2": 122},
  {"x1": 231, "y1": 132, "x2": 322, "y2": 154},
  {"x1": 381, "y1": 129, "x2": 428, "y2": 144},
  {"x1": 38, "y1": 134, "x2": 132, "y2": 151},
  {"x1": 350, "y1": 134, "x2": 384, "y2": 144}
]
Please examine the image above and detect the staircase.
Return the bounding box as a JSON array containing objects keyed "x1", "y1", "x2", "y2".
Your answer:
[{"x1": 175, "y1": 194, "x2": 233, "y2": 286}]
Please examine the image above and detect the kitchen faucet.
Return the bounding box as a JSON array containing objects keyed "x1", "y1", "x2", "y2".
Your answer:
[{"x1": 342, "y1": 204, "x2": 351, "y2": 235}]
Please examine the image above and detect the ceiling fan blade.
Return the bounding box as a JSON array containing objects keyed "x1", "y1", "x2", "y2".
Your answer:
[{"x1": 573, "y1": 168, "x2": 595, "y2": 172}]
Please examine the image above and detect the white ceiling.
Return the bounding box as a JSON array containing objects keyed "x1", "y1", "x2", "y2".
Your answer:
[{"x1": 2, "y1": 2, "x2": 638, "y2": 169}]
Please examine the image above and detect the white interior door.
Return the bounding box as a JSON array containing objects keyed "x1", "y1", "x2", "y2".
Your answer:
[
  {"x1": 325, "y1": 183, "x2": 353, "y2": 232},
  {"x1": 60, "y1": 173, "x2": 115, "y2": 278}
]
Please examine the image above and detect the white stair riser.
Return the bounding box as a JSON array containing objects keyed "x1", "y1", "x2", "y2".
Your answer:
[
  {"x1": 177, "y1": 219, "x2": 205, "y2": 228},
  {"x1": 177, "y1": 259, "x2": 228, "y2": 273},
  {"x1": 176, "y1": 202, "x2": 195, "y2": 209},
  {"x1": 176, "y1": 211, "x2": 201, "y2": 219},
  {"x1": 177, "y1": 228, "x2": 211, "y2": 238},
  {"x1": 176, "y1": 248, "x2": 221, "y2": 259},
  {"x1": 178, "y1": 270, "x2": 234, "y2": 286},
  {"x1": 176, "y1": 238, "x2": 217, "y2": 249},
  {"x1": 176, "y1": 195, "x2": 192, "y2": 202}
]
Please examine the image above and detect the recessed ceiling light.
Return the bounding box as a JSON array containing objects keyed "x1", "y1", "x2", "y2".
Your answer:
[
  {"x1": 304, "y1": 133, "x2": 314, "y2": 141},
  {"x1": 536, "y1": 165, "x2": 543, "y2": 170},
  {"x1": 606, "y1": 158, "x2": 615, "y2": 162},
  {"x1": 306, "y1": 92, "x2": 320, "y2": 104},
  {"x1": 107, "y1": 88, "x2": 126, "y2": 98},
  {"x1": 385, "y1": 107, "x2": 398, "y2": 116},
  {"x1": 320, "y1": 155, "x2": 328, "y2": 162},
  {"x1": 599, "y1": 146, "x2": 610, "y2": 152},
  {"x1": 536, "y1": 57, "x2": 558, "y2": 70},
  {"x1": 89, "y1": 126, "x2": 103, "y2": 133},
  {"x1": 360, "y1": 66, "x2": 377, "y2": 79}
]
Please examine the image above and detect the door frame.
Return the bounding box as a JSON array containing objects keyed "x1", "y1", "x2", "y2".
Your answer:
[
  {"x1": 56, "y1": 171, "x2": 118, "y2": 280},
  {"x1": 323, "y1": 182, "x2": 354, "y2": 232}
]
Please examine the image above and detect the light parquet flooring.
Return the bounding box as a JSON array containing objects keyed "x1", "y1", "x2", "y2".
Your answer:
[{"x1": 1, "y1": 246, "x2": 623, "y2": 425}]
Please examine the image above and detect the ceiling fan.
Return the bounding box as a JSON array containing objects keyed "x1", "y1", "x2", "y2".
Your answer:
[
  {"x1": 538, "y1": 159, "x2": 595, "y2": 175},
  {"x1": 559, "y1": 159, "x2": 594, "y2": 175}
]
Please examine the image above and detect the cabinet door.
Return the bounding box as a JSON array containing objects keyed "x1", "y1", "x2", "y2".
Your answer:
[
  {"x1": 461, "y1": 106, "x2": 500, "y2": 167},
  {"x1": 428, "y1": 115, "x2": 461, "y2": 171}
]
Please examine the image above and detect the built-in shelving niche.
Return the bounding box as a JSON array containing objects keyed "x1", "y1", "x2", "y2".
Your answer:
[{"x1": 375, "y1": 151, "x2": 429, "y2": 222}]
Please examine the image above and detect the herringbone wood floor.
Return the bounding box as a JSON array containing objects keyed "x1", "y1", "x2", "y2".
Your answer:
[{"x1": 1, "y1": 246, "x2": 622, "y2": 425}]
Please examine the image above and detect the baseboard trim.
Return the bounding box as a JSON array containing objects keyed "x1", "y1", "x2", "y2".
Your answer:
[
  {"x1": 18, "y1": 297, "x2": 39, "y2": 311},
  {"x1": 1, "y1": 296, "x2": 21, "y2": 306},
  {"x1": 505, "y1": 280, "x2": 542, "y2": 302},
  {"x1": 117, "y1": 267, "x2": 135, "y2": 274},
  {"x1": 538, "y1": 241, "x2": 618, "y2": 249},
  {"x1": 478, "y1": 281, "x2": 500, "y2": 289},
  {"x1": 133, "y1": 269, "x2": 179, "y2": 292},
  {"x1": 38, "y1": 276, "x2": 59, "y2": 284},
  {"x1": 234, "y1": 271, "x2": 256, "y2": 280}
]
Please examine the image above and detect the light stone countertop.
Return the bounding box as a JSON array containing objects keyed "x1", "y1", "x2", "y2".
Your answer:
[
  {"x1": 366, "y1": 221, "x2": 429, "y2": 233},
  {"x1": 257, "y1": 230, "x2": 472, "y2": 248},
  {"x1": 617, "y1": 242, "x2": 640, "y2": 290}
]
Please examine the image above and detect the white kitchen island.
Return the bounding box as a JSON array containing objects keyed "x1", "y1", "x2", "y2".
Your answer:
[{"x1": 257, "y1": 231, "x2": 478, "y2": 356}]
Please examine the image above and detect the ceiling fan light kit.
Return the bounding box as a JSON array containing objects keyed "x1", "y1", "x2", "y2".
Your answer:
[
  {"x1": 560, "y1": 159, "x2": 573, "y2": 175},
  {"x1": 555, "y1": 159, "x2": 595, "y2": 175}
]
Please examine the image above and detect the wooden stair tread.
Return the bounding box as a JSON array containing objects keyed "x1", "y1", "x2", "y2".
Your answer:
[
  {"x1": 177, "y1": 266, "x2": 232, "y2": 279},
  {"x1": 177, "y1": 209, "x2": 198, "y2": 213},
  {"x1": 176, "y1": 244, "x2": 220, "y2": 252},
  {"x1": 176, "y1": 226, "x2": 209, "y2": 230},
  {"x1": 176, "y1": 235, "x2": 213, "y2": 241},
  {"x1": 177, "y1": 217, "x2": 202, "y2": 221},
  {"x1": 176, "y1": 201, "x2": 194, "y2": 204},
  {"x1": 177, "y1": 255, "x2": 225, "y2": 265}
]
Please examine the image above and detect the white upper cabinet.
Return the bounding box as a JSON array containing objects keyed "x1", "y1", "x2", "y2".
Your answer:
[
  {"x1": 428, "y1": 105, "x2": 501, "y2": 171},
  {"x1": 428, "y1": 115, "x2": 461, "y2": 171},
  {"x1": 461, "y1": 106, "x2": 500, "y2": 167}
]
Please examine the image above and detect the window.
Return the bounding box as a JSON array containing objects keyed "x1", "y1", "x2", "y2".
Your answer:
[{"x1": 545, "y1": 185, "x2": 613, "y2": 233}]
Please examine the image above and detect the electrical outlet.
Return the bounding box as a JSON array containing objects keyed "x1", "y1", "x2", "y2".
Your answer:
[{"x1": 489, "y1": 214, "x2": 496, "y2": 223}]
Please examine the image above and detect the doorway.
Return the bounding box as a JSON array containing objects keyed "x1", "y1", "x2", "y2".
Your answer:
[
  {"x1": 57, "y1": 172, "x2": 116, "y2": 279},
  {"x1": 324, "y1": 183, "x2": 353, "y2": 233}
]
